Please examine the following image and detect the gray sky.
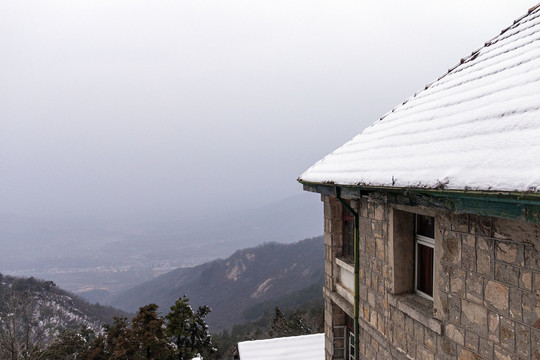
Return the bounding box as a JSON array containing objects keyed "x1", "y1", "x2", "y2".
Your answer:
[{"x1": 0, "y1": 0, "x2": 535, "y2": 220}]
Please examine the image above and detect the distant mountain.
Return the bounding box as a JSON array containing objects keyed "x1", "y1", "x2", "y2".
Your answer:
[
  {"x1": 0, "y1": 193, "x2": 322, "y2": 297},
  {"x1": 109, "y1": 236, "x2": 324, "y2": 331}
]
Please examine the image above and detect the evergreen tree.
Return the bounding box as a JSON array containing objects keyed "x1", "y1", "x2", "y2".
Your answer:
[
  {"x1": 166, "y1": 296, "x2": 215, "y2": 360},
  {"x1": 131, "y1": 304, "x2": 173, "y2": 359},
  {"x1": 41, "y1": 326, "x2": 96, "y2": 359},
  {"x1": 270, "y1": 307, "x2": 311, "y2": 337},
  {"x1": 85, "y1": 334, "x2": 108, "y2": 360},
  {"x1": 103, "y1": 317, "x2": 138, "y2": 359}
]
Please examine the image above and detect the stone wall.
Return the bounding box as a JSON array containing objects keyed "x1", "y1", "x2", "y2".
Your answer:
[
  {"x1": 323, "y1": 195, "x2": 343, "y2": 360},
  {"x1": 321, "y1": 194, "x2": 540, "y2": 360}
]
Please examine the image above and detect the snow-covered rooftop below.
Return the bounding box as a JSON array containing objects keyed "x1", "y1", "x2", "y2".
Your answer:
[
  {"x1": 237, "y1": 333, "x2": 324, "y2": 360},
  {"x1": 299, "y1": 5, "x2": 540, "y2": 194}
]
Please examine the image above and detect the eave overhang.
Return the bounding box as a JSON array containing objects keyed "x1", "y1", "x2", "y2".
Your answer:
[{"x1": 298, "y1": 179, "x2": 540, "y2": 224}]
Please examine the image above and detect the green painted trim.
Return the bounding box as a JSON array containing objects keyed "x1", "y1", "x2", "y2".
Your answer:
[
  {"x1": 301, "y1": 182, "x2": 540, "y2": 224},
  {"x1": 299, "y1": 179, "x2": 540, "y2": 202}
]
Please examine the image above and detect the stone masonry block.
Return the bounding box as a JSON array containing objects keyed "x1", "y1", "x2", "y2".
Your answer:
[
  {"x1": 450, "y1": 213, "x2": 469, "y2": 233},
  {"x1": 368, "y1": 291, "x2": 376, "y2": 308},
  {"x1": 469, "y1": 215, "x2": 491, "y2": 237},
  {"x1": 424, "y1": 328, "x2": 437, "y2": 353},
  {"x1": 462, "y1": 235, "x2": 476, "y2": 272},
  {"x1": 461, "y1": 299, "x2": 488, "y2": 336},
  {"x1": 404, "y1": 315, "x2": 414, "y2": 335},
  {"x1": 371, "y1": 221, "x2": 383, "y2": 239},
  {"x1": 359, "y1": 217, "x2": 371, "y2": 237},
  {"x1": 415, "y1": 320, "x2": 425, "y2": 343},
  {"x1": 374, "y1": 204, "x2": 385, "y2": 221},
  {"x1": 434, "y1": 290, "x2": 448, "y2": 321},
  {"x1": 496, "y1": 242, "x2": 524, "y2": 266},
  {"x1": 494, "y1": 345, "x2": 519, "y2": 360},
  {"x1": 365, "y1": 235, "x2": 376, "y2": 257},
  {"x1": 450, "y1": 267, "x2": 465, "y2": 297},
  {"x1": 515, "y1": 322, "x2": 530, "y2": 359},
  {"x1": 393, "y1": 324, "x2": 406, "y2": 352},
  {"x1": 390, "y1": 306, "x2": 405, "y2": 329},
  {"x1": 464, "y1": 331, "x2": 479, "y2": 352},
  {"x1": 476, "y1": 237, "x2": 493, "y2": 277},
  {"x1": 494, "y1": 262, "x2": 519, "y2": 287},
  {"x1": 439, "y1": 264, "x2": 451, "y2": 293},
  {"x1": 448, "y1": 294, "x2": 462, "y2": 324},
  {"x1": 375, "y1": 237, "x2": 384, "y2": 260},
  {"x1": 509, "y1": 288, "x2": 522, "y2": 322},
  {"x1": 445, "y1": 323, "x2": 464, "y2": 345},
  {"x1": 499, "y1": 317, "x2": 515, "y2": 353},
  {"x1": 406, "y1": 334, "x2": 416, "y2": 358},
  {"x1": 457, "y1": 348, "x2": 482, "y2": 360},
  {"x1": 465, "y1": 272, "x2": 483, "y2": 304},
  {"x1": 438, "y1": 336, "x2": 457, "y2": 359},
  {"x1": 525, "y1": 246, "x2": 540, "y2": 271},
  {"x1": 442, "y1": 231, "x2": 461, "y2": 266},
  {"x1": 417, "y1": 345, "x2": 435, "y2": 360},
  {"x1": 377, "y1": 313, "x2": 385, "y2": 334},
  {"x1": 360, "y1": 198, "x2": 368, "y2": 218},
  {"x1": 478, "y1": 337, "x2": 493, "y2": 359},
  {"x1": 330, "y1": 218, "x2": 343, "y2": 237},
  {"x1": 532, "y1": 328, "x2": 540, "y2": 360},
  {"x1": 484, "y1": 280, "x2": 509, "y2": 313},
  {"x1": 522, "y1": 291, "x2": 540, "y2": 328},
  {"x1": 492, "y1": 217, "x2": 540, "y2": 245},
  {"x1": 519, "y1": 269, "x2": 533, "y2": 291},
  {"x1": 488, "y1": 312, "x2": 500, "y2": 342}
]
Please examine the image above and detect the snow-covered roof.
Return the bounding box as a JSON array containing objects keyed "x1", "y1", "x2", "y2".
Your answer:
[
  {"x1": 299, "y1": 5, "x2": 540, "y2": 194},
  {"x1": 237, "y1": 333, "x2": 324, "y2": 360}
]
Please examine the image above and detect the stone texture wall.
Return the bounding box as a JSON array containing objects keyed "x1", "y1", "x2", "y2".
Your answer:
[
  {"x1": 323, "y1": 195, "x2": 344, "y2": 360},
  {"x1": 321, "y1": 194, "x2": 540, "y2": 360}
]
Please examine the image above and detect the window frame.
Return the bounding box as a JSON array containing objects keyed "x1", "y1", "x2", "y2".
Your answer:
[
  {"x1": 346, "y1": 315, "x2": 355, "y2": 360},
  {"x1": 414, "y1": 214, "x2": 435, "y2": 300},
  {"x1": 332, "y1": 325, "x2": 346, "y2": 359}
]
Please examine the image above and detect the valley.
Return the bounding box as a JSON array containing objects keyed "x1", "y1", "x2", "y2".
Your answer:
[{"x1": 1, "y1": 194, "x2": 323, "y2": 303}]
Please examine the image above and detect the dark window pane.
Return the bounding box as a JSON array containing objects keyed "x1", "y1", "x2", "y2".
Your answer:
[
  {"x1": 417, "y1": 243, "x2": 434, "y2": 297},
  {"x1": 416, "y1": 214, "x2": 435, "y2": 238},
  {"x1": 343, "y1": 207, "x2": 354, "y2": 258}
]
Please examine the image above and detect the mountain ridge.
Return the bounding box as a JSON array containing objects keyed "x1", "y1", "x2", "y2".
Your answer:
[{"x1": 110, "y1": 236, "x2": 324, "y2": 330}]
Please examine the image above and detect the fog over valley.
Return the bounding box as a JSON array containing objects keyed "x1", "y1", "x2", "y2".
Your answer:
[
  {"x1": 0, "y1": 0, "x2": 534, "y2": 303},
  {"x1": 1, "y1": 194, "x2": 322, "y2": 299}
]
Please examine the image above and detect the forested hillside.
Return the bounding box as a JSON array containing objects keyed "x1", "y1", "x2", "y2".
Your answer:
[
  {"x1": 0, "y1": 274, "x2": 129, "y2": 358},
  {"x1": 110, "y1": 236, "x2": 324, "y2": 330}
]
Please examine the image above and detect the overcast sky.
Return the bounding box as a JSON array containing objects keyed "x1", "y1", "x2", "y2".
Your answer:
[{"x1": 0, "y1": 1, "x2": 535, "y2": 220}]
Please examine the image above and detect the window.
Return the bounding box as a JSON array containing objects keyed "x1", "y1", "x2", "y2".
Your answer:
[
  {"x1": 333, "y1": 325, "x2": 346, "y2": 359},
  {"x1": 415, "y1": 214, "x2": 434, "y2": 299},
  {"x1": 346, "y1": 315, "x2": 355, "y2": 360},
  {"x1": 342, "y1": 206, "x2": 354, "y2": 259},
  {"x1": 389, "y1": 208, "x2": 442, "y2": 334}
]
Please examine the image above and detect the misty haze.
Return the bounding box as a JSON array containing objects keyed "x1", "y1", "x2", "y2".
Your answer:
[{"x1": 1, "y1": 1, "x2": 537, "y2": 359}]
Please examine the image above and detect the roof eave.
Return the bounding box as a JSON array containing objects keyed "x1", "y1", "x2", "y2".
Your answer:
[{"x1": 298, "y1": 179, "x2": 540, "y2": 223}]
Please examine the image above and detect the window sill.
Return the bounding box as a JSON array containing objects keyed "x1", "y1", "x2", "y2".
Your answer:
[
  {"x1": 336, "y1": 257, "x2": 354, "y2": 273},
  {"x1": 388, "y1": 293, "x2": 442, "y2": 335}
]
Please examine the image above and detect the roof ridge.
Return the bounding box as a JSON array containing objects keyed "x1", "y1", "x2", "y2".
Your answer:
[
  {"x1": 378, "y1": 4, "x2": 540, "y2": 122},
  {"x1": 529, "y1": 3, "x2": 540, "y2": 13}
]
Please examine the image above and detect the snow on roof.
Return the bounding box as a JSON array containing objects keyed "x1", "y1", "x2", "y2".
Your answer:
[
  {"x1": 299, "y1": 5, "x2": 540, "y2": 194},
  {"x1": 237, "y1": 333, "x2": 324, "y2": 360}
]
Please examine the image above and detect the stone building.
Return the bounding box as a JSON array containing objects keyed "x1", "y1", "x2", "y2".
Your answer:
[{"x1": 298, "y1": 5, "x2": 540, "y2": 360}]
